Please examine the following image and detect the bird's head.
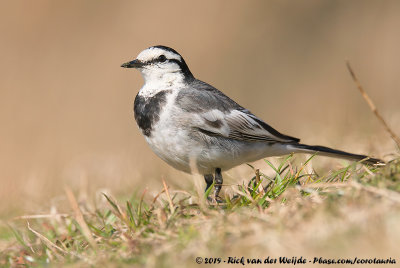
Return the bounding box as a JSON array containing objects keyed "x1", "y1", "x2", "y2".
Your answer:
[{"x1": 121, "y1": 46, "x2": 194, "y2": 85}]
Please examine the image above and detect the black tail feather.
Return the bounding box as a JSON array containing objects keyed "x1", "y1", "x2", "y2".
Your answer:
[{"x1": 290, "y1": 143, "x2": 384, "y2": 165}]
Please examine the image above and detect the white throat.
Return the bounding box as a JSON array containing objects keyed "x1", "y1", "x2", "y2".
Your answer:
[{"x1": 139, "y1": 68, "x2": 186, "y2": 98}]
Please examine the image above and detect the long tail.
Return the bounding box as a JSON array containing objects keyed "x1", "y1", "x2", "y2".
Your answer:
[{"x1": 287, "y1": 143, "x2": 384, "y2": 165}]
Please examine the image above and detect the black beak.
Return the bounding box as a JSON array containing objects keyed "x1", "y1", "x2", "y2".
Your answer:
[{"x1": 121, "y1": 59, "x2": 143, "y2": 68}]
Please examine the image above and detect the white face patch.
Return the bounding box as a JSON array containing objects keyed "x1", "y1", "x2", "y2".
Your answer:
[{"x1": 135, "y1": 47, "x2": 187, "y2": 94}]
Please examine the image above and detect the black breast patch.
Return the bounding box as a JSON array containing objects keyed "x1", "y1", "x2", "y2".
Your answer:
[{"x1": 134, "y1": 90, "x2": 171, "y2": 137}]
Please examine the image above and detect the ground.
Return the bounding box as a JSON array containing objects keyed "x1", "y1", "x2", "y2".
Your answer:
[{"x1": 1, "y1": 155, "x2": 399, "y2": 267}]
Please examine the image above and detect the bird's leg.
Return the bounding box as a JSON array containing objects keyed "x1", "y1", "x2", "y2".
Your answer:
[
  {"x1": 214, "y1": 168, "x2": 223, "y2": 201},
  {"x1": 204, "y1": 174, "x2": 214, "y2": 193}
]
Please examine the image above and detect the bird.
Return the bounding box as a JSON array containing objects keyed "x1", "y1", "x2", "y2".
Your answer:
[{"x1": 121, "y1": 45, "x2": 383, "y2": 201}]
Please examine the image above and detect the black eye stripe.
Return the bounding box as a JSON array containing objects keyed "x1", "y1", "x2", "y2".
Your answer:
[
  {"x1": 168, "y1": 59, "x2": 181, "y2": 65},
  {"x1": 145, "y1": 55, "x2": 182, "y2": 65},
  {"x1": 146, "y1": 55, "x2": 173, "y2": 65}
]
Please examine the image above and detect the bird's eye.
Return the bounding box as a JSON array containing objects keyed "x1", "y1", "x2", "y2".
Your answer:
[{"x1": 158, "y1": 55, "x2": 167, "y2": 62}]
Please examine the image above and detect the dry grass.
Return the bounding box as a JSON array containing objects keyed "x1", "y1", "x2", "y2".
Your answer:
[{"x1": 1, "y1": 156, "x2": 399, "y2": 267}]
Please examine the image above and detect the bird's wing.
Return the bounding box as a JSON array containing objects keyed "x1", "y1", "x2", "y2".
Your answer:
[
  {"x1": 176, "y1": 80, "x2": 300, "y2": 144},
  {"x1": 195, "y1": 108, "x2": 300, "y2": 143}
]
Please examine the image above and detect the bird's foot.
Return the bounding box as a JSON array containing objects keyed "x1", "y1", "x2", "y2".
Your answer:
[{"x1": 207, "y1": 195, "x2": 224, "y2": 204}]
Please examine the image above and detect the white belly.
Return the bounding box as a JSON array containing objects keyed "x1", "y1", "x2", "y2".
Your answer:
[
  {"x1": 145, "y1": 120, "x2": 290, "y2": 175},
  {"x1": 145, "y1": 123, "x2": 195, "y2": 174}
]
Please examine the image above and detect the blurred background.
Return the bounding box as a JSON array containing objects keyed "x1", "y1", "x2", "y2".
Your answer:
[{"x1": 1, "y1": 0, "x2": 399, "y2": 215}]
